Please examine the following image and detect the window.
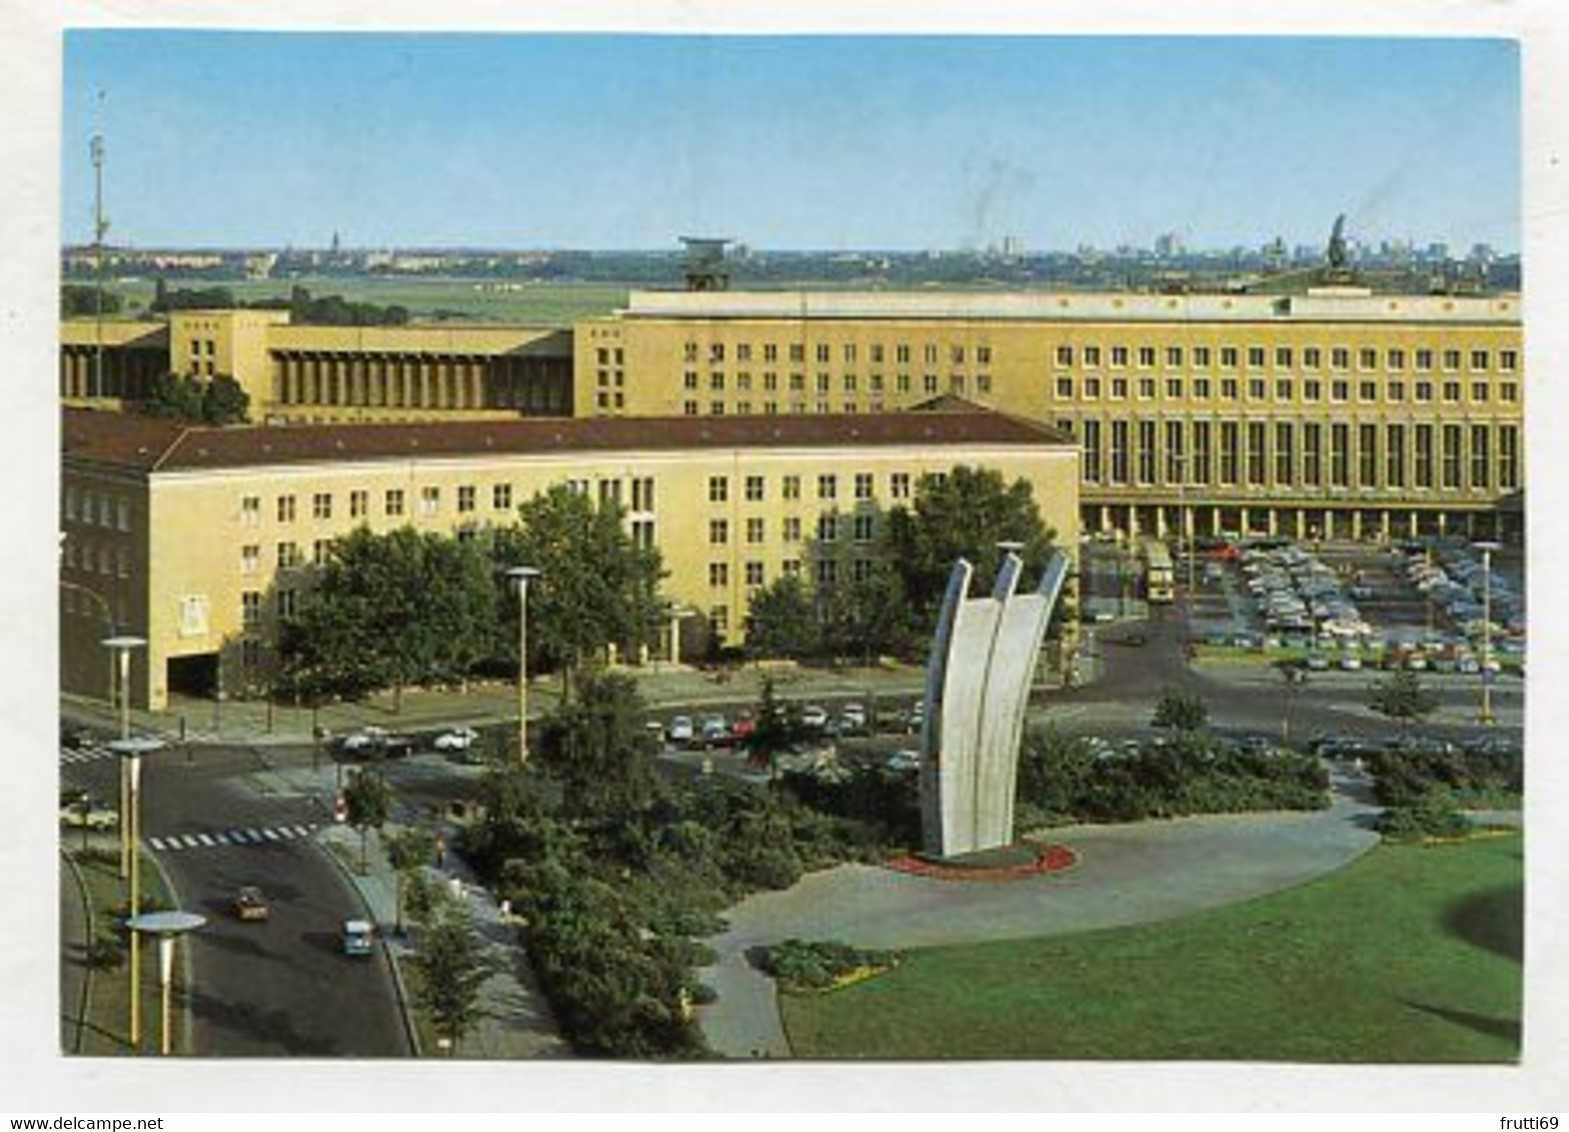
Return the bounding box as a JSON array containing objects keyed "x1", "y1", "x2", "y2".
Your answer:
[
  {"x1": 1110, "y1": 420, "x2": 1130, "y2": 484},
  {"x1": 1471, "y1": 425, "x2": 1491, "y2": 489},
  {"x1": 1220, "y1": 346, "x2": 1239, "y2": 369},
  {"x1": 1388, "y1": 348, "x2": 1405, "y2": 370},
  {"x1": 1331, "y1": 347, "x2": 1350, "y2": 370},
  {"x1": 709, "y1": 372, "x2": 725, "y2": 392},
  {"x1": 457, "y1": 486, "x2": 476, "y2": 513},
  {"x1": 1414, "y1": 424, "x2": 1434, "y2": 488},
  {"x1": 1139, "y1": 378, "x2": 1157, "y2": 400},
  {"x1": 1303, "y1": 423, "x2": 1323, "y2": 486},
  {"x1": 853, "y1": 514, "x2": 875, "y2": 542},
  {"x1": 1274, "y1": 346, "x2": 1293, "y2": 368},
  {"x1": 710, "y1": 605, "x2": 729, "y2": 634},
  {"x1": 1166, "y1": 346, "x2": 1184, "y2": 367},
  {"x1": 817, "y1": 514, "x2": 838, "y2": 542},
  {"x1": 1472, "y1": 382, "x2": 1489, "y2": 402},
  {"x1": 782, "y1": 475, "x2": 801, "y2": 501},
  {"x1": 420, "y1": 486, "x2": 440, "y2": 517},
  {"x1": 1415, "y1": 348, "x2": 1434, "y2": 371},
  {"x1": 631, "y1": 518, "x2": 655, "y2": 550},
  {"x1": 1442, "y1": 424, "x2": 1463, "y2": 488},
  {"x1": 746, "y1": 517, "x2": 765, "y2": 544},
  {"x1": 1081, "y1": 420, "x2": 1103, "y2": 483},
  {"x1": 1246, "y1": 421, "x2": 1267, "y2": 485},
  {"x1": 684, "y1": 401, "x2": 699, "y2": 416},
  {"x1": 709, "y1": 519, "x2": 729, "y2": 545},
  {"x1": 1056, "y1": 345, "x2": 1074, "y2": 366},
  {"x1": 1084, "y1": 377, "x2": 1102, "y2": 398},
  {"x1": 1111, "y1": 378, "x2": 1129, "y2": 399},
  {"x1": 1247, "y1": 346, "x2": 1266, "y2": 368},
  {"x1": 1194, "y1": 346, "x2": 1212, "y2": 368},
  {"x1": 350, "y1": 490, "x2": 369, "y2": 518},
  {"x1": 277, "y1": 495, "x2": 296, "y2": 523},
  {"x1": 1388, "y1": 380, "x2": 1405, "y2": 402},
  {"x1": 277, "y1": 541, "x2": 301, "y2": 569},
  {"x1": 1055, "y1": 376, "x2": 1074, "y2": 399},
  {"x1": 1193, "y1": 378, "x2": 1210, "y2": 399},
  {"x1": 1275, "y1": 379, "x2": 1292, "y2": 401},
  {"x1": 683, "y1": 342, "x2": 699, "y2": 363},
  {"x1": 745, "y1": 561, "x2": 765, "y2": 587},
  {"x1": 1166, "y1": 378, "x2": 1183, "y2": 399},
  {"x1": 1137, "y1": 420, "x2": 1157, "y2": 485},
  {"x1": 817, "y1": 474, "x2": 837, "y2": 500},
  {"x1": 1274, "y1": 422, "x2": 1295, "y2": 485},
  {"x1": 815, "y1": 559, "x2": 838, "y2": 586},
  {"x1": 313, "y1": 539, "x2": 331, "y2": 566},
  {"x1": 1360, "y1": 347, "x2": 1379, "y2": 370},
  {"x1": 1248, "y1": 378, "x2": 1265, "y2": 400},
  {"x1": 743, "y1": 475, "x2": 766, "y2": 502},
  {"x1": 312, "y1": 493, "x2": 332, "y2": 520},
  {"x1": 1359, "y1": 381, "x2": 1377, "y2": 402},
  {"x1": 783, "y1": 516, "x2": 803, "y2": 542},
  {"x1": 241, "y1": 544, "x2": 259, "y2": 575},
  {"x1": 1330, "y1": 423, "x2": 1351, "y2": 487},
  {"x1": 1220, "y1": 379, "x2": 1238, "y2": 401},
  {"x1": 709, "y1": 563, "x2": 729, "y2": 587},
  {"x1": 1386, "y1": 424, "x2": 1406, "y2": 488},
  {"x1": 1499, "y1": 349, "x2": 1518, "y2": 372},
  {"x1": 1501, "y1": 383, "x2": 1518, "y2": 403},
  {"x1": 1303, "y1": 347, "x2": 1321, "y2": 369},
  {"x1": 1111, "y1": 346, "x2": 1129, "y2": 368},
  {"x1": 710, "y1": 343, "x2": 726, "y2": 363},
  {"x1": 116, "y1": 499, "x2": 130, "y2": 532},
  {"x1": 891, "y1": 472, "x2": 911, "y2": 499},
  {"x1": 385, "y1": 489, "x2": 405, "y2": 517},
  {"x1": 708, "y1": 476, "x2": 728, "y2": 503},
  {"x1": 1470, "y1": 350, "x2": 1489, "y2": 371},
  {"x1": 1303, "y1": 380, "x2": 1321, "y2": 402},
  {"x1": 493, "y1": 483, "x2": 513, "y2": 511},
  {"x1": 1138, "y1": 346, "x2": 1156, "y2": 368},
  {"x1": 1218, "y1": 421, "x2": 1240, "y2": 485},
  {"x1": 1443, "y1": 381, "x2": 1462, "y2": 403},
  {"x1": 1415, "y1": 381, "x2": 1434, "y2": 403},
  {"x1": 277, "y1": 590, "x2": 297, "y2": 620},
  {"x1": 854, "y1": 472, "x2": 874, "y2": 501},
  {"x1": 242, "y1": 591, "x2": 262, "y2": 627},
  {"x1": 1331, "y1": 380, "x2": 1349, "y2": 403},
  {"x1": 816, "y1": 344, "x2": 830, "y2": 364},
  {"x1": 1443, "y1": 349, "x2": 1462, "y2": 371},
  {"x1": 684, "y1": 372, "x2": 699, "y2": 390},
  {"x1": 1084, "y1": 346, "x2": 1101, "y2": 367},
  {"x1": 764, "y1": 344, "x2": 779, "y2": 363}
]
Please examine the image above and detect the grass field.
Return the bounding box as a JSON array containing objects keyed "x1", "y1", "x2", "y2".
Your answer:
[
  {"x1": 780, "y1": 833, "x2": 1523, "y2": 1062},
  {"x1": 99, "y1": 277, "x2": 629, "y2": 325}
]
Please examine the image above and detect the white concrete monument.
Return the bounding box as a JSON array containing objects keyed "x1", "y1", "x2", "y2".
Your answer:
[{"x1": 919, "y1": 551, "x2": 1070, "y2": 858}]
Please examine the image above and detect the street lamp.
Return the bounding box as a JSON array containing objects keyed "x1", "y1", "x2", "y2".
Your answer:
[
  {"x1": 126, "y1": 910, "x2": 204, "y2": 1056},
  {"x1": 1474, "y1": 540, "x2": 1501, "y2": 725},
  {"x1": 506, "y1": 566, "x2": 541, "y2": 764},
  {"x1": 111, "y1": 735, "x2": 164, "y2": 1050},
  {"x1": 102, "y1": 635, "x2": 145, "y2": 878}
]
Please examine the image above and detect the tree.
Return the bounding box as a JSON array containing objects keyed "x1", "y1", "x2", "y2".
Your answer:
[
  {"x1": 1152, "y1": 686, "x2": 1210, "y2": 732},
  {"x1": 536, "y1": 672, "x2": 659, "y2": 818},
  {"x1": 387, "y1": 826, "x2": 437, "y2": 935},
  {"x1": 493, "y1": 485, "x2": 665, "y2": 699},
  {"x1": 138, "y1": 372, "x2": 249, "y2": 425},
  {"x1": 743, "y1": 677, "x2": 803, "y2": 770},
  {"x1": 743, "y1": 575, "x2": 818, "y2": 660},
  {"x1": 343, "y1": 768, "x2": 392, "y2": 873},
  {"x1": 202, "y1": 374, "x2": 250, "y2": 424},
  {"x1": 883, "y1": 465, "x2": 1056, "y2": 621},
  {"x1": 415, "y1": 906, "x2": 490, "y2": 1054},
  {"x1": 279, "y1": 527, "x2": 497, "y2": 708},
  {"x1": 60, "y1": 284, "x2": 122, "y2": 318},
  {"x1": 1368, "y1": 669, "x2": 1439, "y2": 734},
  {"x1": 817, "y1": 556, "x2": 915, "y2": 663}
]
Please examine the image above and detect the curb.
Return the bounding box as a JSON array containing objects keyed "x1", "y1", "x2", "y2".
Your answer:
[
  {"x1": 314, "y1": 832, "x2": 423, "y2": 1058},
  {"x1": 58, "y1": 847, "x2": 95, "y2": 1055}
]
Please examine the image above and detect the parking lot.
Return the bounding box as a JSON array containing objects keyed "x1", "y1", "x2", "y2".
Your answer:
[{"x1": 1186, "y1": 536, "x2": 1525, "y2": 673}]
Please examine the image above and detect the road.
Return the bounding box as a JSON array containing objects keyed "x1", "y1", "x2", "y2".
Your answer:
[{"x1": 60, "y1": 743, "x2": 411, "y2": 1057}]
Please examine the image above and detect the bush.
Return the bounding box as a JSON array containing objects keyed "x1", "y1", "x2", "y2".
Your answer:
[
  {"x1": 1375, "y1": 795, "x2": 1475, "y2": 841},
  {"x1": 754, "y1": 938, "x2": 900, "y2": 993},
  {"x1": 85, "y1": 936, "x2": 124, "y2": 970}
]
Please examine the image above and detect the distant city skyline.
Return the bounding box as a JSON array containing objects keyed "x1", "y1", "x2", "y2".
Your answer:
[{"x1": 62, "y1": 33, "x2": 1521, "y2": 253}]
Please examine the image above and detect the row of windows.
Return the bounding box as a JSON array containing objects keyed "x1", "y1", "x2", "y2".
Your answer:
[
  {"x1": 707, "y1": 513, "x2": 878, "y2": 546},
  {"x1": 676, "y1": 339, "x2": 1518, "y2": 375},
  {"x1": 1050, "y1": 343, "x2": 1517, "y2": 373},
  {"x1": 682, "y1": 371, "x2": 992, "y2": 396},
  {"x1": 241, "y1": 478, "x2": 661, "y2": 527},
  {"x1": 707, "y1": 555, "x2": 881, "y2": 590},
  {"x1": 684, "y1": 341, "x2": 994, "y2": 367},
  {"x1": 1055, "y1": 374, "x2": 1520, "y2": 406},
  {"x1": 63, "y1": 487, "x2": 132, "y2": 531},
  {"x1": 1072, "y1": 419, "x2": 1521, "y2": 493},
  {"x1": 706, "y1": 472, "x2": 917, "y2": 504},
  {"x1": 61, "y1": 539, "x2": 129, "y2": 578}
]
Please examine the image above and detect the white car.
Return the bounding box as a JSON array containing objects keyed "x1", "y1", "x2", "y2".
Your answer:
[
  {"x1": 433, "y1": 726, "x2": 479, "y2": 752},
  {"x1": 59, "y1": 803, "x2": 118, "y2": 830},
  {"x1": 799, "y1": 705, "x2": 829, "y2": 730},
  {"x1": 668, "y1": 716, "x2": 695, "y2": 746},
  {"x1": 339, "y1": 726, "x2": 389, "y2": 752},
  {"x1": 886, "y1": 749, "x2": 921, "y2": 772}
]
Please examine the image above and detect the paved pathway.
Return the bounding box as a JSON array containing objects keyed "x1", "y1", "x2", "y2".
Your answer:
[{"x1": 696, "y1": 769, "x2": 1382, "y2": 1058}]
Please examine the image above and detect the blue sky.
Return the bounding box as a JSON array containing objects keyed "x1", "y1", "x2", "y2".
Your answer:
[{"x1": 61, "y1": 33, "x2": 1520, "y2": 252}]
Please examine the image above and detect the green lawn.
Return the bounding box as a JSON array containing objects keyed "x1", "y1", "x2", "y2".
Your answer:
[{"x1": 781, "y1": 834, "x2": 1523, "y2": 1061}]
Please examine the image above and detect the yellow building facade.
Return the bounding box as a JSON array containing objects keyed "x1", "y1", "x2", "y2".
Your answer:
[
  {"x1": 62, "y1": 309, "x2": 574, "y2": 423},
  {"x1": 61, "y1": 406, "x2": 1080, "y2": 710},
  {"x1": 574, "y1": 287, "x2": 1524, "y2": 542}
]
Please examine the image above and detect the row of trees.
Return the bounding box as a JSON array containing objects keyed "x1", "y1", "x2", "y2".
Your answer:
[
  {"x1": 746, "y1": 466, "x2": 1059, "y2": 663},
  {"x1": 277, "y1": 466, "x2": 1056, "y2": 707},
  {"x1": 148, "y1": 280, "x2": 412, "y2": 326},
  {"x1": 279, "y1": 485, "x2": 664, "y2": 706},
  {"x1": 138, "y1": 371, "x2": 251, "y2": 425}
]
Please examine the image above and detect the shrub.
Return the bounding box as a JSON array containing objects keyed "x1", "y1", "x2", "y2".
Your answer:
[
  {"x1": 754, "y1": 938, "x2": 900, "y2": 993},
  {"x1": 1375, "y1": 795, "x2": 1475, "y2": 841}
]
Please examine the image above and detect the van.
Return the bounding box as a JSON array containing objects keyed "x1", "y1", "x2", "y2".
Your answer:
[{"x1": 341, "y1": 919, "x2": 375, "y2": 957}]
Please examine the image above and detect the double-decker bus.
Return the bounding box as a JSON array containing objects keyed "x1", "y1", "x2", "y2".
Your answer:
[{"x1": 1142, "y1": 538, "x2": 1175, "y2": 604}]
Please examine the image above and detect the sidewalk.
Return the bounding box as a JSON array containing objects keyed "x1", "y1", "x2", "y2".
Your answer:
[
  {"x1": 317, "y1": 821, "x2": 568, "y2": 1059},
  {"x1": 62, "y1": 660, "x2": 935, "y2": 749}
]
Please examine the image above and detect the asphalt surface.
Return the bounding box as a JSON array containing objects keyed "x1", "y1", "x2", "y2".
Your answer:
[{"x1": 61, "y1": 744, "x2": 411, "y2": 1057}]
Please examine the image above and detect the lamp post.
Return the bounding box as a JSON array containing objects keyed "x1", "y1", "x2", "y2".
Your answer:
[
  {"x1": 1474, "y1": 540, "x2": 1501, "y2": 725},
  {"x1": 111, "y1": 735, "x2": 164, "y2": 1051},
  {"x1": 103, "y1": 635, "x2": 145, "y2": 878},
  {"x1": 506, "y1": 567, "x2": 540, "y2": 764},
  {"x1": 126, "y1": 910, "x2": 204, "y2": 1056}
]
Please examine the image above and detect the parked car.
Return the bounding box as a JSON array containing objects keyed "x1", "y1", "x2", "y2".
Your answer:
[
  {"x1": 338, "y1": 726, "x2": 389, "y2": 754},
  {"x1": 730, "y1": 713, "x2": 756, "y2": 743},
  {"x1": 667, "y1": 716, "x2": 695, "y2": 747},
  {"x1": 341, "y1": 919, "x2": 375, "y2": 957},
  {"x1": 383, "y1": 734, "x2": 415, "y2": 759},
  {"x1": 886, "y1": 749, "x2": 921, "y2": 773},
  {"x1": 433, "y1": 726, "x2": 479, "y2": 752},
  {"x1": 644, "y1": 720, "x2": 667, "y2": 746},
  {"x1": 700, "y1": 715, "x2": 731, "y2": 747},
  {"x1": 58, "y1": 800, "x2": 118, "y2": 830},
  {"x1": 799, "y1": 704, "x2": 829, "y2": 730},
  {"x1": 233, "y1": 885, "x2": 270, "y2": 922}
]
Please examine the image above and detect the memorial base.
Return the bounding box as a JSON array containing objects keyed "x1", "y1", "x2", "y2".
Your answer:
[{"x1": 886, "y1": 841, "x2": 1079, "y2": 882}]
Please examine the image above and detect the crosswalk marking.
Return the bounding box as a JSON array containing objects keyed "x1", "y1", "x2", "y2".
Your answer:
[
  {"x1": 59, "y1": 746, "x2": 114, "y2": 766},
  {"x1": 145, "y1": 822, "x2": 320, "y2": 854}
]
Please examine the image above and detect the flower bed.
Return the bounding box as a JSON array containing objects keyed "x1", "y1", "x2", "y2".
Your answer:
[{"x1": 883, "y1": 841, "x2": 1078, "y2": 881}]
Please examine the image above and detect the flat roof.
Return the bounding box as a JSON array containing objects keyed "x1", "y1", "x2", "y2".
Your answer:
[
  {"x1": 619, "y1": 289, "x2": 1520, "y2": 326},
  {"x1": 62, "y1": 403, "x2": 1074, "y2": 475}
]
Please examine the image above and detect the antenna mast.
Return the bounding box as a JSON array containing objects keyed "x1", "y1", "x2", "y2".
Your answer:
[{"x1": 91, "y1": 92, "x2": 109, "y2": 399}]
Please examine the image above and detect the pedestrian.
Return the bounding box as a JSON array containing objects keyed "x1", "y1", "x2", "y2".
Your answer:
[{"x1": 499, "y1": 898, "x2": 512, "y2": 922}]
